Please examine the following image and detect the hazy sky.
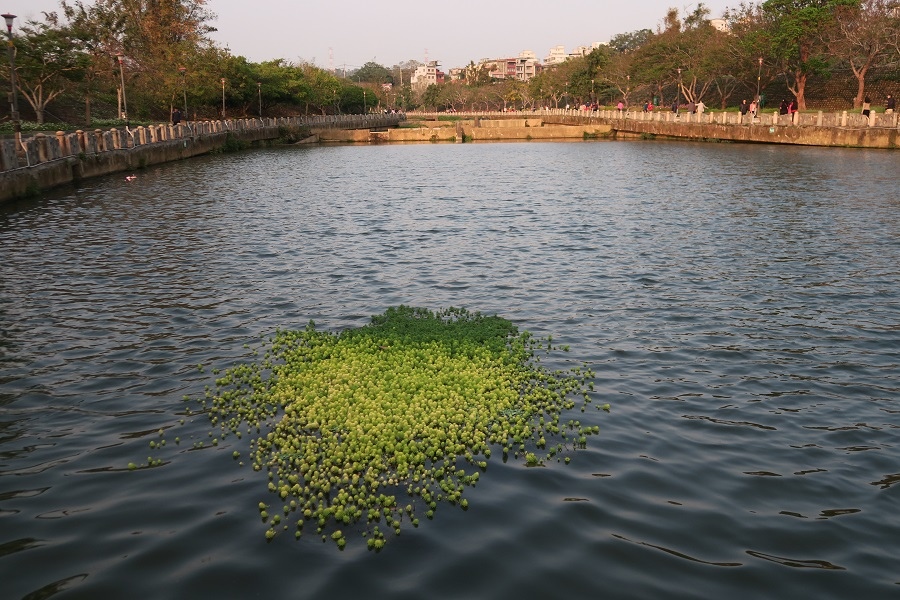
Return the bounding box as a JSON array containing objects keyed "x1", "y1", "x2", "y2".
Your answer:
[{"x1": 4, "y1": 0, "x2": 735, "y2": 69}]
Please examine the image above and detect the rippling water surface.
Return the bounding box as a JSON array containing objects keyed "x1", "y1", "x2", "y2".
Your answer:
[{"x1": 2, "y1": 140, "x2": 899, "y2": 599}]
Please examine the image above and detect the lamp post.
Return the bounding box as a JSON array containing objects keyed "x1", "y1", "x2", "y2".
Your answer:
[
  {"x1": 756, "y1": 57, "x2": 763, "y2": 104},
  {"x1": 178, "y1": 66, "x2": 187, "y2": 121},
  {"x1": 363, "y1": 88, "x2": 366, "y2": 114},
  {"x1": 1, "y1": 13, "x2": 21, "y2": 148},
  {"x1": 220, "y1": 78, "x2": 226, "y2": 119},
  {"x1": 677, "y1": 67, "x2": 682, "y2": 107},
  {"x1": 116, "y1": 53, "x2": 128, "y2": 126},
  {"x1": 626, "y1": 74, "x2": 630, "y2": 108},
  {"x1": 591, "y1": 79, "x2": 595, "y2": 103},
  {"x1": 257, "y1": 81, "x2": 262, "y2": 118}
]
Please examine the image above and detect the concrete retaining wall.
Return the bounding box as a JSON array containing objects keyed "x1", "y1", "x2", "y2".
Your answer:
[{"x1": 1, "y1": 113, "x2": 406, "y2": 202}]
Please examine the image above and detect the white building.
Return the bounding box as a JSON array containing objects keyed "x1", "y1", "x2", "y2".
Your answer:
[
  {"x1": 544, "y1": 46, "x2": 567, "y2": 65},
  {"x1": 410, "y1": 61, "x2": 442, "y2": 89}
]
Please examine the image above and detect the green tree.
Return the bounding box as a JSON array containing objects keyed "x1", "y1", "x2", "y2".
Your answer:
[
  {"x1": 8, "y1": 20, "x2": 88, "y2": 124},
  {"x1": 354, "y1": 61, "x2": 392, "y2": 84},
  {"x1": 760, "y1": 0, "x2": 858, "y2": 109},
  {"x1": 824, "y1": 0, "x2": 898, "y2": 107},
  {"x1": 608, "y1": 29, "x2": 654, "y2": 54}
]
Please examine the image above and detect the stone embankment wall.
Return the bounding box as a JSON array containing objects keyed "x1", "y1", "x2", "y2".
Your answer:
[
  {"x1": 411, "y1": 109, "x2": 898, "y2": 149},
  {"x1": 1, "y1": 114, "x2": 405, "y2": 203},
  {"x1": 314, "y1": 118, "x2": 612, "y2": 143}
]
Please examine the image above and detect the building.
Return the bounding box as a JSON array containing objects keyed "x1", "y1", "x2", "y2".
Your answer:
[
  {"x1": 709, "y1": 18, "x2": 730, "y2": 33},
  {"x1": 410, "y1": 61, "x2": 444, "y2": 90},
  {"x1": 544, "y1": 45, "x2": 567, "y2": 65},
  {"x1": 475, "y1": 51, "x2": 542, "y2": 82}
]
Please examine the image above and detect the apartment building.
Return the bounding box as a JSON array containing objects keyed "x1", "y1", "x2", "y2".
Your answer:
[{"x1": 410, "y1": 61, "x2": 444, "y2": 90}]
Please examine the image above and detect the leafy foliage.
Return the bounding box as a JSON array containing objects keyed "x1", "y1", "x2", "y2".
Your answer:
[{"x1": 173, "y1": 307, "x2": 601, "y2": 550}]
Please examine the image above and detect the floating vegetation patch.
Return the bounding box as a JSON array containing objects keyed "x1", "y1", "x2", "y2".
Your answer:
[{"x1": 182, "y1": 306, "x2": 604, "y2": 550}]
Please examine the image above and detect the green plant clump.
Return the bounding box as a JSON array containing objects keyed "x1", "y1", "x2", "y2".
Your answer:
[{"x1": 197, "y1": 306, "x2": 600, "y2": 549}]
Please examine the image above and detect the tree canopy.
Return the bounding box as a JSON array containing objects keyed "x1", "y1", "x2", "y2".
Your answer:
[{"x1": 2, "y1": 0, "x2": 899, "y2": 123}]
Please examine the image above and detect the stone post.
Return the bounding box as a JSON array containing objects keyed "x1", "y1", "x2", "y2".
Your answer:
[
  {"x1": 95, "y1": 129, "x2": 105, "y2": 152},
  {"x1": 816, "y1": 111, "x2": 823, "y2": 127},
  {"x1": 56, "y1": 131, "x2": 67, "y2": 156},
  {"x1": 34, "y1": 133, "x2": 48, "y2": 163},
  {"x1": 841, "y1": 111, "x2": 848, "y2": 127},
  {"x1": 0, "y1": 138, "x2": 16, "y2": 170}
]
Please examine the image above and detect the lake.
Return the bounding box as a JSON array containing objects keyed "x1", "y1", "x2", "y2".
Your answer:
[{"x1": 1, "y1": 140, "x2": 899, "y2": 599}]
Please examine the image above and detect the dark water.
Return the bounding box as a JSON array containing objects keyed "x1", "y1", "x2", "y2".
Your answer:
[{"x1": 1, "y1": 141, "x2": 899, "y2": 599}]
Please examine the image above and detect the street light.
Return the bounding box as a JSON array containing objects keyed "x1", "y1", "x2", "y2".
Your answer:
[
  {"x1": 257, "y1": 81, "x2": 262, "y2": 118},
  {"x1": 220, "y1": 78, "x2": 226, "y2": 119},
  {"x1": 756, "y1": 57, "x2": 763, "y2": 105},
  {"x1": 1, "y1": 13, "x2": 21, "y2": 148},
  {"x1": 677, "y1": 67, "x2": 682, "y2": 107},
  {"x1": 626, "y1": 74, "x2": 630, "y2": 107},
  {"x1": 116, "y1": 53, "x2": 128, "y2": 126},
  {"x1": 591, "y1": 79, "x2": 595, "y2": 103},
  {"x1": 178, "y1": 66, "x2": 187, "y2": 121}
]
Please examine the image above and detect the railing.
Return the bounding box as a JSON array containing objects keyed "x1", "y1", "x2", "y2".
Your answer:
[
  {"x1": 0, "y1": 113, "x2": 406, "y2": 172},
  {"x1": 409, "y1": 108, "x2": 899, "y2": 130}
]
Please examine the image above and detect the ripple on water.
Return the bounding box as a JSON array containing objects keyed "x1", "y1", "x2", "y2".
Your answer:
[{"x1": 1, "y1": 142, "x2": 899, "y2": 599}]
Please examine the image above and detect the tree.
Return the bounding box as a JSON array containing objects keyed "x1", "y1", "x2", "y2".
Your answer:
[
  {"x1": 354, "y1": 61, "x2": 392, "y2": 84},
  {"x1": 8, "y1": 20, "x2": 88, "y2": 123},
  {"x1": 825, "y1": 0, "x2": 898, "y2": 107},
  {"x1": 608, "y1": 29, "x2": 654, "y2": 54},
  {"x1": 627, "y1": 5, "x2": 729, "y2": 107},
  {"x1": 759, "y1": 0, "x2": 858, "y2": 110}
]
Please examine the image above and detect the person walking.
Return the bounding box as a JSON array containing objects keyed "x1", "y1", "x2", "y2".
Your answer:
[
  {"x1": 172, "y1": 107, "x2": 182, "y2": 126},
  {"x1": 862, "y1": 97, "x2": 871, "y2": 119},
  {"x1": 739, "y1": 99, "x2": 749, "y2": 119},
  {"x1": 886, "y1": 94, "x2": 895, "y2": 115}
]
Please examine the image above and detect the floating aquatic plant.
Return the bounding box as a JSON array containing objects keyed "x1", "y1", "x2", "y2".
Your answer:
[{"x1": 186, "y1": 306, "x2": 601, "y2": 549}]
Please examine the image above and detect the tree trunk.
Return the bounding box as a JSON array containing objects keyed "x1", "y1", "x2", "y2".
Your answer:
[
  {"x1": 789, "y1": 70, "x2": 809, "y2": 111},
  {"x1": 852, "y1": 63, "x2": 870, "y2": 108}
]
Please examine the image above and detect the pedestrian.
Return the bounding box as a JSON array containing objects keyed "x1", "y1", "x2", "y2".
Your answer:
[
  {"x1": 696, "y1": 100, "x2": 705, "y2": 115},
  {"x1": 779, "y1": 99, "x2": 789, "y2": 115},
  {"x1": 862, "y1": 96, "x2": 871, "y2": 118},
  {"x1": 687, "y1": 100, "x2": 696, "y2": 114},
  {"x1": 789, "y1": 99, "x2": 798, "y2": 116},
  {"x1": 749, "y1": 100, "x2": 757, "y2": 119},
  {"x1": 172, "y1": 107, "x2": 182, "y2": 125},
  {"x1": 739, "y1": 99, "x2": 749, "y2": 117},
  {"x1": 672, "y1": 100, "x2": 678, "y2": 114},
  {"x1": 617, "y1": 100, "x2": 625, "y2": 112},
  {"x1": 886, "y1": 94, "x2": 895, "y2": 115}
]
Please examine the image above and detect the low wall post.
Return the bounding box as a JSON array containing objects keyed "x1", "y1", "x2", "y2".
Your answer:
[
  {"x1": 841, "y1": 111, "x2": 848, "y2": 127},
  {"x1": 56, "y1": 131, "x2": 67, "y2": 156},
  {"x1": 34, "y1": 133, "x2": 48, "y2": 163}
]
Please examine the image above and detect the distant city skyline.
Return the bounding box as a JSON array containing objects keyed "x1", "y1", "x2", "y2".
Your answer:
[{"x1": 3, "y1": 0, "x2": 735, "y2": 70}]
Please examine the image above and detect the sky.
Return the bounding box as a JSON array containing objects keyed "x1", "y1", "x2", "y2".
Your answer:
[{"x1": 3, "y1": 0, "x2": 735, "y2": 70}]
